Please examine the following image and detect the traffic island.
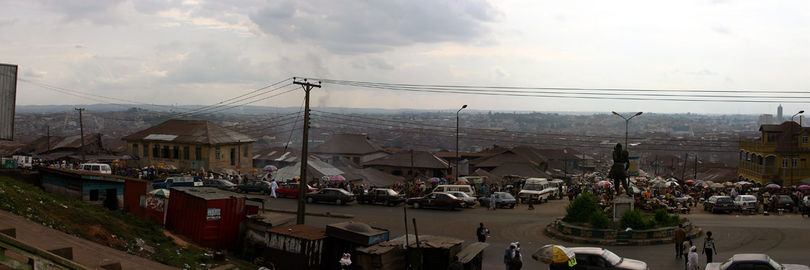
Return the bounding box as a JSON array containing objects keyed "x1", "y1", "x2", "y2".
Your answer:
[{"x1": 544, "y1": 218, "x2": 701, "y2": 246}]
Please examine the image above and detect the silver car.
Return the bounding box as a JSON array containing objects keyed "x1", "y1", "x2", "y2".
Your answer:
[{"x1": 446, "y1": 191, "x2": 477, "y2": 208}]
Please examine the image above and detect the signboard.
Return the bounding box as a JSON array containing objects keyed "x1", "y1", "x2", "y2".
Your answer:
[
  {"x1": 140, "y1": 195, "x2": 166, "y2": 212},
  {"x1": 628, "y1": 156, "x2": 640, "y2": 176},
  {"x1": 206, "y1": 208, "x2": 221, "y2": 221},
  {"x1": 0, "y1": 64, "x2": 17, "y2": 141}
]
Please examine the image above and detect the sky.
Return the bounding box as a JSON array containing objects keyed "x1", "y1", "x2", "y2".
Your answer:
[{"x1": 1, "y1": 0, "x2": 809, "y2": 115}]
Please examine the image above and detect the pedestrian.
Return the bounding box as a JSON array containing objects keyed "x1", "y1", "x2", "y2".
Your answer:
[
  {"x1": 687, "y1": 246, "x2": 699, "y2": 270},
  {"x1": 339, "y1": 253, "x2": 352, "y2": 270},
  {"x1": 269, "y1": 179, "x2": 279, "y2": 198},
  {"x1": 703, "y1": 231, "x2": 717, "y2": 263},
  {"x1": 510, "y1": 249, "x2": 523, "y2": 270},
  {"x1": 504, "y1": 243, "x2": 516, "y2": 270},
  {"x1": 674, "y1": 224, "x2": 686, "y2": 258},
  {"x1": 447, "y1": 255, "x2": 463, "y2": 270},
  {"x1": 683, "y1": 237, "x2": 693, "y2": 268},
  {"x1": 490, "y1": 192, "x2": 497, "y2": 211},
  {"x1": 477, "y1": 223, "x2": 489, "y2": 242}
]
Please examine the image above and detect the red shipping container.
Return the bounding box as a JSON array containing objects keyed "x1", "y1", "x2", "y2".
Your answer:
[{"x1": 166, "y1": 187, "x2": 246, "y2": 249}]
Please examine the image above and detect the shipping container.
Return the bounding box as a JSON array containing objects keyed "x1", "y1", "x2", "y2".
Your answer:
[
  {"x1": 166, "y1": 187, "x2": 246, "y2": 249},
  {"x1": 262, "y1": 224, "x2": 326, "y2": 270}
]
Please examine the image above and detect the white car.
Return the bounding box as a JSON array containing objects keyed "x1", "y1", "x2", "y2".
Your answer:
[
  {"x1": 733, "y1": 195, "x2": 758, "y2": 212},
  {"x1": 705, "y1": 254, "x2": 809, "y2": 270}
]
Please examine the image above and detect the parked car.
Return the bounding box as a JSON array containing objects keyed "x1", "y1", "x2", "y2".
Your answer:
[
  {"x1": 79, "y1": 163, "x2": 112, "y2": 174},
  {"x1": 236, "y1": 181, "x2": 271, "y2": 194},
  {"x1": 357, "y1": 188, "x2": 406, "y2": 206},
  {"x1": 549, "y1": 247, "x2": 648, "y2": 270},
  {"x1": 153, "y1": 175, "x2": 203, "y2": 189},
  {"x1": 432, "y1": 185, "x2": 476, "y2": 198},
  {"x1": 774, "y1": 195, "x2": 796, "y2": 212},
  {"x1": 446, "y1": 191, "x2": 477, "y2": 208},
  {"x1": 203, "y1": 179, "x2": 236, "y2": 191},
  {"x1": 704, "y1": 196, "x2": 735, "y2": 214},
  {"x1": 276, "y1": 183, "x2": 316, "y2": 198},
  {"x1": 306, "y1": 188, "x2": 355, "y2": 205},
  {"x1": 407, "y1": 192, "x2": 465, "y2": 210},
  {"x1": 733, "y1": 195, "x2": 758, "y2": 212},
  {"x1": 518, "y1": 178, "x2": 555, "y2": 203},
  {"x1": 705, "y1": 253, "x2": 809, "y2": 270},
  {"x1": 478, "y1": 192, "x2": 517, "y2": 209},
  {"x1": 549, "y1": 179, "x2": 565, "y2": 199}
]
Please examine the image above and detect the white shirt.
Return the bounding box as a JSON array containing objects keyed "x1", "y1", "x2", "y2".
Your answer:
[{"x1": 687, "y1": 250, "x2": 699, "y2": 270}]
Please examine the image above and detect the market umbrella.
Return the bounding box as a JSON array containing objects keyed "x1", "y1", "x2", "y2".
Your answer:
[
  {"x1": 428, "y1": 177, "x2": 441, "y2": 183},
  {"x1": 263, "y1": 165, "x2": 278, "y2": 172},
  {"x1": 710, "y1": 183, "x2": 724, "y2": 189},
  {"x1": 684, "y1": 180, "x2": 695, "y2": 185},
  {"x1": 328, "y1": 175, "x2": 346, "y2": 182},
  {"x1": 532, "y1": 244, "x2": 576, "y2": 264},
  {"x1": 723, "y1": 181, "x2": 733, "y2": 187},
  {"x1": 735, "y1": 181, "x2": 752, "y2": 186},
  {"x1": 120, "y1": 155, "x2": 134, "y2": 160},
  {"x1": 797, "y1": 185, "x2": 810, "y2": 191},
  {"x1": 765, "y1": 183, "x2": 781, "y2": 189},
  {"x1": 665, "y1": 181, "x2": 679, "y2": 187},
  {"x1": 595, "y1": 180, "x2": 612, "y2": 187},
  {"x1": 148, "y1": 189, "x2": 170, "y2": 198}
]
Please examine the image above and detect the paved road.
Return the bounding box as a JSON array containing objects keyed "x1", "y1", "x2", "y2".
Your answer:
[{"x1": 259, "y1": 195, "x2": 810, "y2": 270}]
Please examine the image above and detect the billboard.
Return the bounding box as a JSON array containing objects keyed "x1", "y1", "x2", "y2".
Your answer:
[
  {"x1": 628, "y1": 156, "x2": 640, "y2": 176},
  {"x1": 0, "y1": 64, "x2": 17, "y2": 141}
]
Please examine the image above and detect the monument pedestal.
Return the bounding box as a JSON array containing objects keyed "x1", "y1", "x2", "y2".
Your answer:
[{"x1": 613, "y1": 195, "x2": 634, "y2": 222}]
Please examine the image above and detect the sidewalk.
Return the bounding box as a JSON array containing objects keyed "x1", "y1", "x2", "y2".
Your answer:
[{"x1": 0, "y1": 210, "x2": 176, "y2": 270}]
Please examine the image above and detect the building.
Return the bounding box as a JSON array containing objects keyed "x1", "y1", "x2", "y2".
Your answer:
[
  {"x1": 310, "y1": 134, "x2": 389, "y2": 165},
  {"x1": 777, "y1": 104, "x2": 783, "y2": 123},
  {"x1": 121, "y1": 119, "x2": 254, "y2": 173},
  {"x1": 738, "y1": 121, "x2": 810, "y2": 186},
  {"x1": 362, "y1": 150, "x2": 450, "y2": 179},
  {"x1": 758, "y1": 114, "x2": 774, "y2": 127}
]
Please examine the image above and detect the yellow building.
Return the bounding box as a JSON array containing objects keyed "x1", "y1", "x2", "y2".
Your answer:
[
  {"x1": 738, "y1": 121, "x2": 810, "y2": 186},
  {"x1": 122, "y1": 119, "x2": 254, "y2": 173}
]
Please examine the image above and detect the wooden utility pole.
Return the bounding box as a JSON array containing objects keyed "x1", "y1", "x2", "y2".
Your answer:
[
  {"x1": 293, "y1": 78, "x2": 320, "y2": 225},
  {"x1": 46, "y1": 125, "x2": 50, "y2": 153},
  {"x1": 75, "y1": 108, "x2": 86, "y2": 162},
  {"x1": 694, "y1": 153, "x2": 698, "y2": 180}
]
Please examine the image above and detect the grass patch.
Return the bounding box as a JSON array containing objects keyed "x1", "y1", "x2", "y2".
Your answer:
[{"x1": 0, "y1": 175, "x2": 217, "y2": 269}]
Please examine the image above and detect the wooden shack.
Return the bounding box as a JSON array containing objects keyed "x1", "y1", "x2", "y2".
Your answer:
[
  {"x1": 263, "y1": 224, "x2": 326, "y2": 270},
  {"x1": 354, "y1": 234, "x2": 462, "y2": 270}
]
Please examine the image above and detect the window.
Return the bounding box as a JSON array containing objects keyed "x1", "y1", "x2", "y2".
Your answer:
[
  {"x1": 132, "y1": 144, "x2": 138, "y2": 156},
  {"x1": 153, "y1": 144, "x2": 160, "y2": 158},
  {"x1": 792, "y1": 158, "x2": 798, "y2": 168},
  {"x1": 162, "y1": 146, "x2": 170, "y2": 158},
  {"x1": 803, "y1": 136, "x2": 808, "y2": 144},
  {"x1": 230, "y1": 148, "x2": 236, "y2": 166},
  {"x1": 215, "y1": 147, "x2": 221, "y2": 160},
  {"x1": 243, "y1": 145, "x2": 248, "y2": 157},
  {"x1": 143, "y1": 144, "x2": 149, "y2": 157},
  {"x1": 195, "y1": 147, "x2": 202, "y2": 160},
  {"x1": 172, "y1": 146, "x2": 179, "y2": 159},
  {"x1": 183, "y1": 147, "x2": 190, "y2": 160},
  {"x1": 782, "y1": 158, "x2": 788, "y2": 168}
]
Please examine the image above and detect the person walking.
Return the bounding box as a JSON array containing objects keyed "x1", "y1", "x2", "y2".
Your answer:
[
  {"x1": 683, "y1": 237, "x2": 693, "y2": 269},
  {"x1": 269, "y1": 179, "x2": 279, "y2": 198},
  {"x1": 687, "y1": 246, "x2": 700, "y2": 270},
  {"x1": 674, "y1": 224, "x2": 686, "y2": 258},
  {"x1": 504, "y1": 243, "x2": 516, "y2": 270},
  {"x1": 510, "y1": 249, "x2": 523, "y2": 270},
  {"x1": 476, "y1": 223, "x2": 489, "y2": 242},
  {"x1": 490, "y1": 192, "x2": 497, "y2": 211},
  {"x1": 703, "y1": 231, "x2": 717, "y2": 263}
]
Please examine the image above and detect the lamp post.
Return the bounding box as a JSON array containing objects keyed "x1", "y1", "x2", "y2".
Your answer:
[
  {"x1": 612, "y1": 111, "x2": 643, "y2": 148},
  {"x1": 790, "y1": 110, "x2": 804, "y2": 186},
  {"x1": 456, "y1": 105, "x2": 467, "y2": 181}
]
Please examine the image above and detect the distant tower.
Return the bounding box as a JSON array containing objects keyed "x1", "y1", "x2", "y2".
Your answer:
[{"x1": 777, "y1": 104, "x2": 783, "y2": 123}]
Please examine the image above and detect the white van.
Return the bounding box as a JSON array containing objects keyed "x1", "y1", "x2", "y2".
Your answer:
[
  {"x1": 432, "y1": 185, "x2": 476, "y2": 198},
  {"x1": 547, "y1": 179, "x2": 565, "y2": 200},
  {"x1": 518, "y1": 178, "x2": 554, "y2": 203},
  {"x1": 79, "y1": 163, "x2": 112, "y2": 174}
]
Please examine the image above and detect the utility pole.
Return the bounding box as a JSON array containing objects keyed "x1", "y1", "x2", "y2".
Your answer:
[
  {"x1": 680, "y1": 153, "x2": 688, "y2": 182},
  {"x1": 293, "y1": 78, "x2": 320, "y2": 225},
  {"x1": 694, "y1": 153, "x2": 698, "y2": 180},
  {"x1": 46, "y1": 125, "x2": 50, "y2": 153},
  {"x1": 75, "y1": 108, "x2": 86, "y2": 162}
]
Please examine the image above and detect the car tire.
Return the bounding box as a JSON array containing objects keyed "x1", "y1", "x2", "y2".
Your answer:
[
  {"x1": 509, "y1": 204, "x2": 515, "y2": 209},
  {"x1": 336, "y1": 199, "x2": 343, "y2": 205},
  {"x1": 307, "y1": 197, "x2": 314, "y2": 203},
  {"x1": 414, "y1": 202, "x2": 421, "y2": 209}
]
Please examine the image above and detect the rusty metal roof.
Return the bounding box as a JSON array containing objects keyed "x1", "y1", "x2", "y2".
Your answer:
[
  {"x1": 362, "y1": 150, "x2": 449, "y2": 169},
  {"x1": 311, "y1": 134, "x2": 385, "y2": 155},
  {"x1": 268, "y1": 224, "x2": 326, "y2": 241},
  {"x1": 122, "y1": 119, "x2": 254, "y2": 145}
]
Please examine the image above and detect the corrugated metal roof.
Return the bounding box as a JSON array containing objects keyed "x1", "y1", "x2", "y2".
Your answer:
[
  {"x1": 122, "y1": 119, "x2": 254, "y2": 145},
  {"x1": 362, "y1": 150, "x2": 448, "y2": 169},
  {"x1": 0, "y1": 64, "x2": 17, "y2": 141},
  {"x1": 310, "y1": 134, "x2": 385, "y2": 155},
  {"x1": 273, "y1": 158, "x2": 344, "y2": 181},
  {"x1": 268, "y1": 224, "x2": 326, "y2": 241}
]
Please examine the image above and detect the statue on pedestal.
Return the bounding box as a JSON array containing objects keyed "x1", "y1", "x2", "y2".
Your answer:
[{"x1": 608, "y1": 143, "x2": 631, "y2": 196}]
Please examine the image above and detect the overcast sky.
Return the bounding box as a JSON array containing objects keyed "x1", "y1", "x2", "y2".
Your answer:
[{"x1": 1, "y1": 0, "x2": 809, "y2": 115}]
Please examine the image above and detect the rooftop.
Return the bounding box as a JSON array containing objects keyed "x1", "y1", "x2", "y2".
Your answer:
[{"x1": 122, "y1": 119, "x2": 254, "y2": 145}]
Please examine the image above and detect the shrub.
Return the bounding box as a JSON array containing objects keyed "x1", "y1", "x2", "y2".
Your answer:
[
  {"x1": 620, "y1": 210, "x2": 651, "y2": 230},
  {"x1": 654, "y1": 209, "x2": 680, "y2": 227},
  {"x1": 563, "y1": 193, "x2": 600, "y2": 223},
  {"x1": 588, "y1": 210, "x2": 610, "y2": 229}
]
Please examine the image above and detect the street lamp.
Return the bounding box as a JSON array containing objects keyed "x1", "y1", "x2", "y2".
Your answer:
[
  {"x1": 456, "y1": 105, "x2": 467, "y2": 181},
  {"x1": 612, "y1": 111, "x2": 643, "y2": 148},
  {"x1": 789, "y1": 110, "x2": 804, "y2": 185}
]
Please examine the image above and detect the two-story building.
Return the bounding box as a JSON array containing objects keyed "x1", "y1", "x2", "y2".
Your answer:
[
  {"x1": 122, "y1": 119, "x2": 254, "y2": 173},
  {"x1": 738, "y1": 121, "x2": 810, "y2": 186}
]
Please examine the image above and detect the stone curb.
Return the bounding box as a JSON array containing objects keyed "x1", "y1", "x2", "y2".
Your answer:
[
  {"x1": 544, "y1": 221, "x2": 702, "y2": 246},
  {"x1": 265, "y1": 208, "x2": 354, "y2": 219}
]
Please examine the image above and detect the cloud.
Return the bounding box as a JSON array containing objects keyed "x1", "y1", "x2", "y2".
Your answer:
[
  {"x1": 249, "y1": 0, "x2": 501, "y2": 54},
  {"x1": 132, "y1": 0, "x2": 182, "y2": 15},
  {"x1": 160, "y1": 42, "x2": 266, "y2": 84},
  {"x1": 37, "y1": 0, "x2": 126, "y2": 24},
  {"x1": 23, "y1": 68, "x2": 46, "y2": 78}
]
